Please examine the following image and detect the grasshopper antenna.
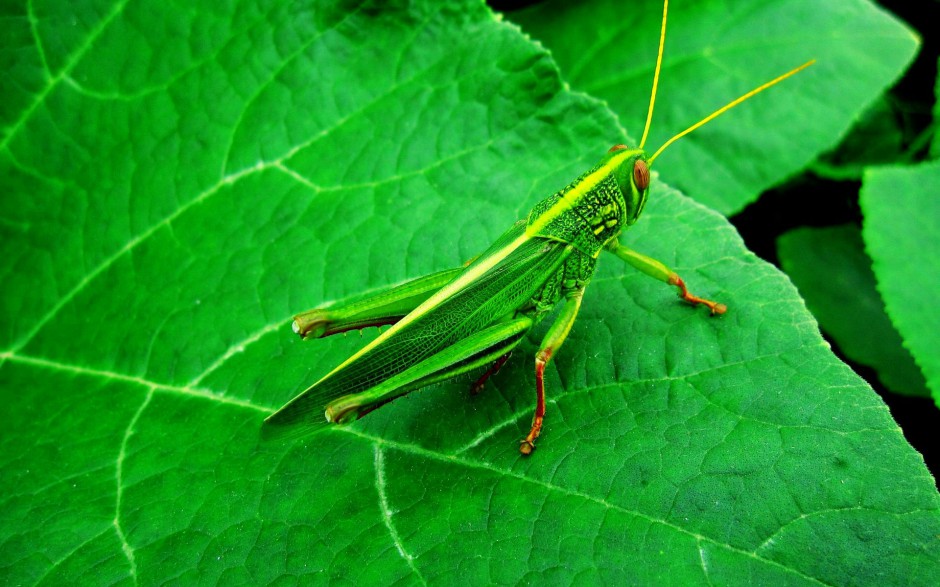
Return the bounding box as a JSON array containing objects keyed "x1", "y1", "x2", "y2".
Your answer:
[
  {"x1": 648, "y1": 60, "x2": 815, "y2": 164},
  {"x1": 639, "y1": 0, "x2": 669, "y2": 150}
]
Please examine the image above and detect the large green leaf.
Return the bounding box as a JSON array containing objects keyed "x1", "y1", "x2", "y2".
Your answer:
[
  {"x1": 510, "y1": 0, "x2": 919, "y2": 214},
  {"x1": 2, "y1": 1, "x2": 939, "y2": 584},
  {"x1": 861, "y1": 160, "x2": 940, "y2": 407},
  {"x1": 777, "y1": 225, "x2": 929, "y2": 397}
]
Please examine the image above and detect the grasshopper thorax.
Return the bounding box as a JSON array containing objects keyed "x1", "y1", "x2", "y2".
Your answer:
[{"x1": 525, "y1": 146, "x2": 650, "y2": 258}]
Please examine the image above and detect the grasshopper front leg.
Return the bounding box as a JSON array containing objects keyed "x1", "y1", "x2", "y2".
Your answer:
[
  {"x1": 520, "y1": 288, "x2": 585, "y2": 455},
  {"x1": 605, "y1": 239, "x2": 727, "y2": 315},
  {"x1": 293, "y1": 267, "x2": 464, "y2": 339}
]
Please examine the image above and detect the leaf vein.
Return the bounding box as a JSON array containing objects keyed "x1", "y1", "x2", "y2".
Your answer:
[
  {"x1": 218, "y1": 0, "x2": 369, "y2": 176},
  {"x1": 31, "y1": 526, "x2": 112, "y2": 585},
  {"x1": 373, "y1": 444, "x2": 427, "y2": 585},
  {"x1": 1, "y1": 0, "x2": 131, "y2": 149},
  {"x1": 26, "y1": 0, "x2": 50, "y2": 80},
  {"x1": 187, "y1": 320, "x2": 285, "y2": 388},
  {"x1": 8, "y1": 161, "x2": 268, "y2": 353},
  {"x1": 0, "y1": 351, "x2": 272, "y2": 414},
  {"x1": 113, "y1": 389, "x2": 152, "y2": 585}
]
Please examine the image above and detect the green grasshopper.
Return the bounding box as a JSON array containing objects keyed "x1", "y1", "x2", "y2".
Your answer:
[{"x1": 265, "y1": 1, "x2": 813, "y2": 454}]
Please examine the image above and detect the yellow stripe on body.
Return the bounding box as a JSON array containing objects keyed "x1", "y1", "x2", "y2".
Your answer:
[
  {"x1": 526, "y1": 148, "x2": 640, "y2": 235},
  {"x1": 315, "y1": 232, "x2": 531, "y2": 384}
]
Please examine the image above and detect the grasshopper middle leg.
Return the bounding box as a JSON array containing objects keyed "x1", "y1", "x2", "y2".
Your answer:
[{"x1": 520, "y1": 288, "x2": 585, "y2": 455}]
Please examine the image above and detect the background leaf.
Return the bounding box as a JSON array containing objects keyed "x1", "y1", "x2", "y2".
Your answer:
[
  {"x1": 932, "y1": 55, "x2": 940, "y2": 157},
  {"x1": 510, "y1": 0, "x2": 919, "y2": 214},
  {"x1": 861, "y1": 160, "x2": 940, "y2": 407},
  {"x1": 777, "y1": 225, "x2": 929, "y2": 397},
  {"x1": 810, "y1": 99, "x2": 906, "y2": 181},
  {"x1": 2, "y1": 0, "x2": 939, "y2": 584}
]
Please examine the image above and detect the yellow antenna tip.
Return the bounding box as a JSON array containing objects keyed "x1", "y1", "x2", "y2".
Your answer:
[{"x1": 648, "y1": 59, "x2": 816, "y2": 164}]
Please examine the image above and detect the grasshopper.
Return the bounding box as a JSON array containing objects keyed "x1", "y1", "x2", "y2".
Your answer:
[{"x1": 265, "y1": 1, "x2": 813, "y2": 454}]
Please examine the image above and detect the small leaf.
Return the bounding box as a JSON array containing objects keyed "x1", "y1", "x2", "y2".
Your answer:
[
  {"x1": 510, "y1": 0, "x2": 919, "y2": 214},
  {"x1": 861, "y1": 160, "x2": 940, "y2": 407},
  {"x1": 778, "y1": 224, "x2": 929, "y2": 397}
]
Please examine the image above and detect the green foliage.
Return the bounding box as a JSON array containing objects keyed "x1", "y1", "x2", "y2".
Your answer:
[
  {"x1": 933, "y1": 56, "x2": 940, "y2": 158},
  {"x1": 2, "y1": 0, "x2": 939, "y2": 585},
  {"x1": 861, "y1": 161, "x2": 940, "y2": 406},
  {"x1": 777, "y1": 225, "x2": 928, "y2": 397},
  {"x1": 763, "y1": 4, "x2": 940, "y2": 415},
  {"x1": 512, "y1": 0, "x2": 918, "y2": 214}
]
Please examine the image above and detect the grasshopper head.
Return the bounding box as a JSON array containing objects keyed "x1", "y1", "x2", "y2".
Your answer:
[
  {"x1": 526, "y1": 144, "x2": 652, "y2": 256},
  {"x1": 608, "y1": 144, "x2": 651, "y2": 226}
]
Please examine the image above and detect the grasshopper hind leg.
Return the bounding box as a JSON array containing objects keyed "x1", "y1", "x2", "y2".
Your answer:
[
  {"x1": 470, "y1": 352, "x2": 512, "y2": 395},
  {"x1": 319, "y1": 317, "x2": 535, "y2": 428}
]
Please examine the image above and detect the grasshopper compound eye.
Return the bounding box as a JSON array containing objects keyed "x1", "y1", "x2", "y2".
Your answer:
[
  {"x1": 633, "y1": 158, "x2": 650, "y2": 191},
  {"x1": 608, "y1": 144, "x2": 631, "y2": 153}
]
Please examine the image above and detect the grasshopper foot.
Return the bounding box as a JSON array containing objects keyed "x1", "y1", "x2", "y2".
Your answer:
[
  {"x1": 520, "y1": 408, "x2": 543, "y2": 456},
  {"x1": 668, "y1": 275, "x2": 727, "y2": 315},
  {"x1": 519, "y1": 439, "x2": 536, "y2": 455}
]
